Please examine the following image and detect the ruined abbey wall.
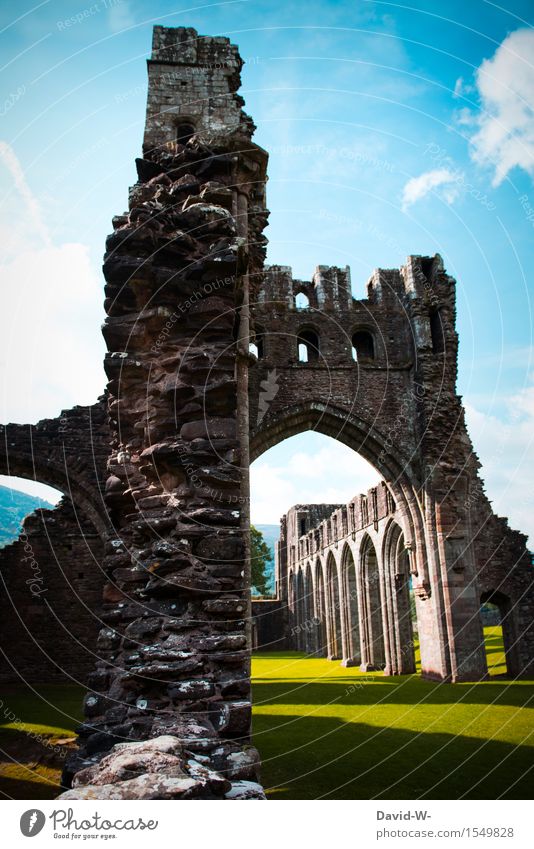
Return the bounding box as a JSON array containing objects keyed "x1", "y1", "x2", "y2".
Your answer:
[
  {"x1": 0, "y1": 25, "x2": 531, "y2": 800},
  {"x1": 0, "y1": 501, "x2": 105, "y2": 685},
  {"x1": 248, "y1": 259, "x2": 534, "y2": 680},
  {"x1": 277, "y1": 480, "x2": 533, "y2": 678}
]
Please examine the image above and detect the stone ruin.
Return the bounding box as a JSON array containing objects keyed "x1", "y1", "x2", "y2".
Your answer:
[{"x1": 0, "y1": 25, "x2": 532, "y2": 799}]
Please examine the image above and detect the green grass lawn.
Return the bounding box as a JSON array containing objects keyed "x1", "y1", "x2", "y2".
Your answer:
[
  {"x1": 1, "y1": 628, "x2": 532, "y2": 799},
  {"x1": 251, "y1": 630, "x2": 534, "y2": 799},
  {"x1": 0, "y1": 684, "x2": 83, "y2": 799}
]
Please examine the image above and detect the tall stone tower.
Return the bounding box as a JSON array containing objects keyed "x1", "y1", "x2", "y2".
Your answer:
[{"x1": 63, "y1": 26, "x2": 269, "y2": 798}]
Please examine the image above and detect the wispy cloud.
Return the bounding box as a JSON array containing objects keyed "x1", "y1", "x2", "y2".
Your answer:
[
  {"x1": 401, "y1": 168, "x2": 461, "y2": 211},
  {"x1": 453, "y1": 76, "x2": 476, "y2": 99},
  {"x1": 0, "y1": 141, "x2": 51, "y2": 247},
  {"x1": 0, "y1": 142, "x2": 105, "y2": 423}
]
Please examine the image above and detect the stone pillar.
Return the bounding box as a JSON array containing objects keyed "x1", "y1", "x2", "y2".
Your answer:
[
  {"x1": 433, "y1": 475, "x2": 488, "y2": 681},
  {"x1": 403, "y1": 255, "x2": 487, "y2": 682},
  {"x1": 62, "y1": 26, "x2": 269, "y2": 800}
]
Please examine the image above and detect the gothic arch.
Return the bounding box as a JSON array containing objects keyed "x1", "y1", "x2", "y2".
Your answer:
[
  {"x1": 359, "y1": 533, "x2": 386, "y2": 671},
  {"x1": 325, "y1": 551, "x2": 342, "y2": 660},
  {"x1": 313, "y1": 557, "x2": 327, "y2": 656},
  {"x1": 0, "y1": 402, "x2": 110, "y2": 539},
  {"x1": 340, "y1": 542, "x2": 360, "y2": 666},
  {"x1": 480, "y1": 589, "x2": 519, "y2": 677},
  {"x1": 249, "y1": 400, "x2": 428, "y2": 591},
  {"x1": 382, "y1": 519, "x2": 416, "y2": 675},
  {"x1": 295, "y1": 568, "x2": 306, "y2": 651},
  {"x1": 304, "y1": 561, "x2": 315, "y2": 654}
]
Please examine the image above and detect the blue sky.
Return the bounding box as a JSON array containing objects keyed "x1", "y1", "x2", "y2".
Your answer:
[{"x1": 0, "y1": 0, "x2": 533, "y2": 538}]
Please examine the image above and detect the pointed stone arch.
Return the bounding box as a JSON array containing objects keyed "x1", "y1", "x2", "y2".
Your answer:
[
  {"x1": 382, "y1": 519, "x2": 416, "y2": 675},
  {"x1": 359, "y1": 533, "x2": 386, "y2": 671},
  {"x1": 480, "y1": 589, "x2": 519, "y2": 677},
  {"x1": 325, "y1": 551, "x2": 342, "y2": 660},
  {"x1": 340, "y1": 542, "x2": 360, "y2": 666},
  {"x1": 249, "y1": 400, "x2": 429, "y2": 597},
  {"x1": 304, "y1": 561, "x2": 315, "y2": 654},
  {"x1": 314, "y1": 557, "x2": 327, "y2": 656},
  {"x1": 0, "y1": 401, "x2": 110, "y2": 539}
]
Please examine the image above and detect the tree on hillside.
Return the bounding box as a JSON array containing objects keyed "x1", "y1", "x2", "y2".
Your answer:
[{"x1": 250, "y1": 524, "x2": 273, "y2": 596}]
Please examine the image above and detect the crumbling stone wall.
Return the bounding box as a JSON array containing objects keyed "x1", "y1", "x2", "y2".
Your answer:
[
  {"x1": 0, "y1": 399, "x2": 111, "y2": 687},
  {"x1": 251, "y1": 599, "x2": 288, "y2": 651},
  {"x1": 61, "y1": 26, "x2": 269, "y2": 799},
  {"x1": 0, "y1": 500, "x2": 105, "y2": 685}
]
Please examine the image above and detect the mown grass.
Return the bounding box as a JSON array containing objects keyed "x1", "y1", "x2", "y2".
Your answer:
[
  {"x1": 0, "y1": 684, "x2": 83, "y2": 799},
  {"x1": 1, "y1": 628, "x2": 532, "y2": 799},
  {"x1": 251, "y1": 629, "x2": 534, "y2": 799}
]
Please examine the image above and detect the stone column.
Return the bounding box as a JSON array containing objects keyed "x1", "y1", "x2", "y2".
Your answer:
[{"x1": 62, "y1": 26, "x2": 269, "y2": 801}]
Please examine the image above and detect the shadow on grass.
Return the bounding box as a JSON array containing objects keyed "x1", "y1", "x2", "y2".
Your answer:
[
  {"x1": 0, "y1": 683, "x2": 83, "y2": 800},
  {"x1": 252, "y1": 677, "x2": 534, "y2": 709},
  {"x1": 0, "y1": 683, "x2": 84, "y2": 731},
  {"x1": 253, "y1": 650, "x2": 533, "y2": 706},
  {"x1": 253, "y1": 712, "x2": 534, "y2": 800},
  {"x1": 0, "y1": 771, "x2": 66, "y2": 801}
]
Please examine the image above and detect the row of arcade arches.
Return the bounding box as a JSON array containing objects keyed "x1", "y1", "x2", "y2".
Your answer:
[{"x1": 288, "y1": 522, "x2": 416, "y2": 675}]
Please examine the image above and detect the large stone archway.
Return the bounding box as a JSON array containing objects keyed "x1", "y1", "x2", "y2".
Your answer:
[
  {"x1": 0, "y1": 400, "x2": 110, "y2": 538},
  {"x1": 247, "y1": 257, "x2": 533, "y2": 683}
]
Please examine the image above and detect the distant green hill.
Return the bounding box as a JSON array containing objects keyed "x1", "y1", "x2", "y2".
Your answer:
[
  {"x1": 254, "y1": 523, "x2": 280, "y2": 595},
  {"x1": 0, "y1": 486, "x2": 53, "y2": 548}
]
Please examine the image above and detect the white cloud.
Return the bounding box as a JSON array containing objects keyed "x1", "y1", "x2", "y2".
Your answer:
[
  {"x1": 0, "y1": 142, "x2": 105, "y2": 424},
  {"x1": 453, "y1": 77, "x2": 475, "y2": 99},
  {"x1": 468, "y1": 28, "x2": 534, "y2": 186},
  {"x1": 401, "y1": 168, "x2": 461, "y2": 211},
  {"x1": 251, "y1": 439, "x2": 380, "y2": 524}
]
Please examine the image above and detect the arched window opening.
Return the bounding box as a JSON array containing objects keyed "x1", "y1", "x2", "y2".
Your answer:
[
  {"x1": 326, "y1": 554, "x2": 342, "y2": 660},
  {"x1": 303, "y1": 562, "x2": 315, "y2": 655},
  {"x1": 295, "y1": 569, "x2": 307, "y2": 651},
  {"x1": 315, "y1": 563, "x2": 327, "y2": 656},
  {"x1": 352, "y1": 331, "x2": 375, "y2": 361},
  {"x1": 361, "y1": 496, "x2": 369, "y2": 526},
  {"x1": 359, "y1": 536, "x2": 386, "y2": 671},
  {"x1": 430, "y1": 308, "x2": 445, "y2": 354},
  {"x1": 341, "y1": 545, "x2": 360, "y2": 666},
  {"x1": 383, "y1": 523, "x2": 416, "y2": 675},
  {"x1": 420, "y1": 257, "x2": 434, "y2": 281},
  {"x1": 295, "y1": 292, "x2": 310, "y2": 310},
  {"x1": 176, "y1": 121, "x2": 196, "y2": 145},
  {"x1": 480, "y1": 590, "x2": 517, "y2": 677},
  {"x1": 297, "y1": 329, "x2": 320, "y2": 363}
]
